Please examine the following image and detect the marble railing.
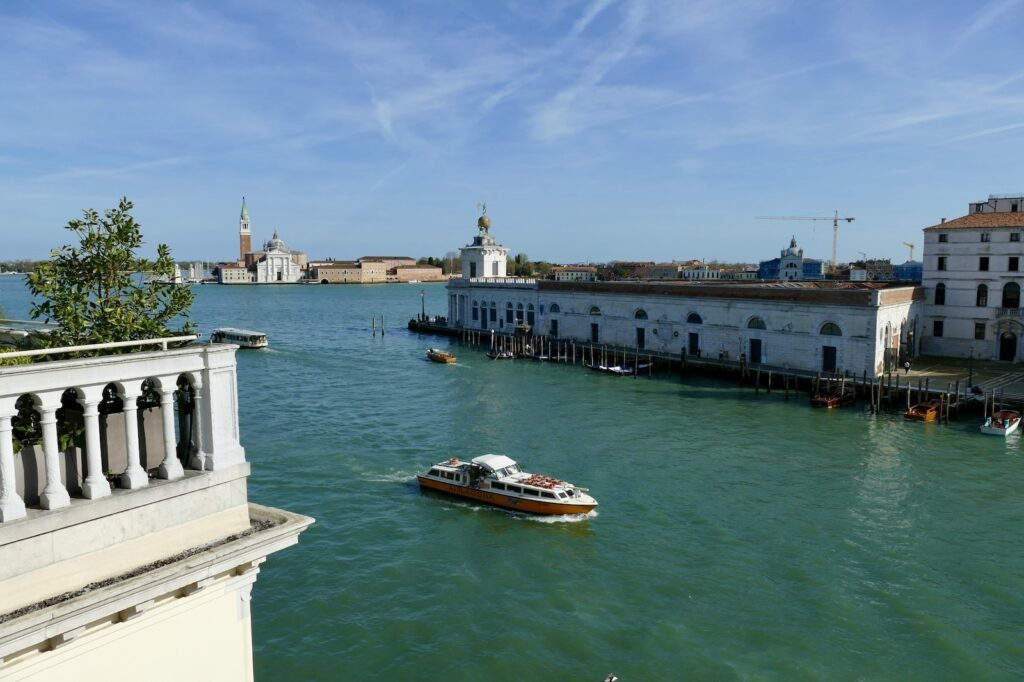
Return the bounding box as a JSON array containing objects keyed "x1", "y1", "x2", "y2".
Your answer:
[{"x1": 0, "y1": 339, "x2": 246, "y2": 523}]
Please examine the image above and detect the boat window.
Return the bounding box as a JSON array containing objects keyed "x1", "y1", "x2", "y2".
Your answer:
[
  {"x1": 492, "y1": 482, "x2": 505, "y2": 490},
  {"x1": 541, "y1": 491, "x2": 555, "y2": 499},
  {"x1": 523, "y1": 488, "x2": 538, "y2": 496},
  {"x1": 429, "y1": 469, "x2": 440, "y2": 476},
  {"x1": 507, "y1": 485, "x2": 521, "y2": 493},
  {"x1": 557, "y1": 492, "x2": 567, "y2": 499}
]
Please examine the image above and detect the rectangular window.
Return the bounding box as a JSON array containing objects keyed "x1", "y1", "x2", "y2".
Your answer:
[
  {"x1": 975, "y1": 323, "x2": 986, "y2": 340},
  {"x1": 981, "y1": 233, "x2": 991, "y2": 242},
  {"x1": 489, "y1": 307, "x2": 496, "y2": 322},
  {"x1": 933, "y1": 320, "x2": 944, "y2": 337},
  {"x1": 938, "y1": 234, "x2": 948, "y2": 243},
  {"x1": 937, "y1": 256, "x2": 947, "y2": 271},
  {"x1": 472, "y1": 306, "x2": 478, "y2": 321},
  {"x1": 1012, "y1": 233, "x2": 1021, "y2": 242},
  {"x1": 980, "y1": 256, "x2": 989, "y2": 271},
  {"x1": 1011, "y1": 256, "x2": 1019, "y2": 272}
]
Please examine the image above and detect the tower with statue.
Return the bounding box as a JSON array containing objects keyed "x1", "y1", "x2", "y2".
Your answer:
[{"x1": 459, "y1": 203, "x2": 508, "y2": 279}]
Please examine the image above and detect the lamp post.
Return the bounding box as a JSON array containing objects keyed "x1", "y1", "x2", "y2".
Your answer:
[{"x1": 420, "y1": 289, "x2": 425, "y2": 322}]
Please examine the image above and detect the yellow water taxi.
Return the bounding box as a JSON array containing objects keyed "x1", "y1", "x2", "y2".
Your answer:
[
  {"x1": 417, "y1": 454, "x2": 598, "y2": 515},
  {"x1": 426, "y1": 348, "x2": 456, "y2": 364}
]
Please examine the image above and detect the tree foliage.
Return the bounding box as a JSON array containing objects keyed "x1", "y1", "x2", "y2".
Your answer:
[{"x1": 27, "y1": 197, "x2": 194, "y2": 347}]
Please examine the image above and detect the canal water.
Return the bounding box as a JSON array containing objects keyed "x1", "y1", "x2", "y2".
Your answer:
[{"x1": 2, "y1": 279, "x2": 1023, "y2": 680}]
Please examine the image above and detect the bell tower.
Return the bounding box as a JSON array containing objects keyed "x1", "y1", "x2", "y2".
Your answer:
[{"x1": 239, "y1": 197, "x2": 251, "y2": 262}]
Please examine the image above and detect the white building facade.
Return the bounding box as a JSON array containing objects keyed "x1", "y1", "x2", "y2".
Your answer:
[
  {"x1": 921, "y1": 194, "x2": 1024, "y2": 361},
  {"x1": 252, "y1": 232, "x2": 304, "y2": 284},
  {"x1": 446, "y1": 220, "x2": 923, "y2": 376}
]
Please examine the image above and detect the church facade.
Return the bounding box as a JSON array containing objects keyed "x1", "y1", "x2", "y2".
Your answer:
[{"x1": 219, "y1": 198, "x2": 307, "y2": 284}]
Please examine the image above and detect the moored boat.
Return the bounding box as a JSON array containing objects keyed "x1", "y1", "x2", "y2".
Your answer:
[
  {"x1": 904, "y1": 399, "x2": 941, "y2": 422},
  {"x1": 586, "y1": 362, "x2": 651, "y2": 376},
  {"x1": 980, "y1": 409, "x2": 1021, "y2": 436},
  {"x1": 210, "y1": 328, "x2": 268, "y2": 349},
  {"x1": 486, "y1": 349, "x2": 515, "y2": 360},
  {"x1": 417, "y1": 454, "x2": 598, "y2": 515},
  {"x1": 426, "y1": 347, "x2": 456, "y2": 363}
]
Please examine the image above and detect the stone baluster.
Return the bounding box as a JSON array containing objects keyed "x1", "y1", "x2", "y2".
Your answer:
[
  {"x1": 38, "y1": 396, "x2": 71, "y2": 510},
  {"x1": 0, "y1": 411, "x2": 27, "y2": 521},
  {"x1": 119, "y1": 386, "x2": 148, "y2": 489},
  {"x1": 157, "y1": 383, "x2": 184, "y2": 480},
  {"x1": 80, "y1": 396, "x2": 111, "y2": 499},
  {"x1": 188, "y1": 378, "x2": 208, "y2": 471}
]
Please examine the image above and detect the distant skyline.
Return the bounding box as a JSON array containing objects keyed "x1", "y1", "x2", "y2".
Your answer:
[{"x1": 2, "y1": 0, "x2": 1023, "y2": 263}]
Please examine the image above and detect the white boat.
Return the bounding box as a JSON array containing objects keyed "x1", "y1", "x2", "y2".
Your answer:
[
  {"x1": 586, "y1": 362, "x2": 652, "y2": 376},
  {"x1": 417, "y1": 454, "x2": 598, "y2": 515},
  {"x1": 980, "y1": 410, "x2": 1021, "y2": 436},
  {"x1": 210, "y1": 328, "x2": 268, "y2": 349}
]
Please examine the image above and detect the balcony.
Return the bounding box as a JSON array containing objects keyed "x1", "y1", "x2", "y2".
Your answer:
[
  {"x1": 0, "y1": 337, "x2": 246, "y2": 523},
  {"x1": 998, "y1": 307, "x2": 1022, "y2": 317}
]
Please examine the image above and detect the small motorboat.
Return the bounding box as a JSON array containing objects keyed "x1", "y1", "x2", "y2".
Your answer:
[
  {"x1": 904, "y1": 399, "x2": 941, "y2": 422},
  {"x1": 486, "y1": 349, "x2": 515, "y2": 360},
  {"x1": 426, "y1": 348, "x2": 456, "y2": 364},
  {"x1": 417, "y1": 454, "x2": 598, "y2": 515},
  {"x1": 980, "y1": 410, "x2": 1022, "y2": 436}
]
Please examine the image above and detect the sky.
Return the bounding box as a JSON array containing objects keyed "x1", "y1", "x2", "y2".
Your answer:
[{"x1": 2, "y1": 0, "x2": 1023, "y2": 265}]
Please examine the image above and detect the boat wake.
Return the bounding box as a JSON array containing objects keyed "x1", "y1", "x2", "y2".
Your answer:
[
  {"x1": 521, "y1": 509, "x2": 599, "y2": 524},
  {"x1": 363, "y1": 470, "x2": 418, "y2": 483}
]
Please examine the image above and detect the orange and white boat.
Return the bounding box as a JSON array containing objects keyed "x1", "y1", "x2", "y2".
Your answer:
[{"x1": 417, "y1": 454, "x2": 598, "y2": 516}]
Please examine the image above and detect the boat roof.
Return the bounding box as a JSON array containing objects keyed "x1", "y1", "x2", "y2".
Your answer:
[
  {"x1": 214, "y1": 327, "x2": 266, "y2": 336},
  {"x1": 471, "y1": 454, "x2": 518, "y2": 472}
]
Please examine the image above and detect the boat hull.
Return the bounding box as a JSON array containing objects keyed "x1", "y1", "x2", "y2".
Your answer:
[
  {"x1": 417, "y1": 476, "x2": 597, "y2": 515},
  {"x1": 980, "y1": 411, "x2": 1021, "y2": 436}
]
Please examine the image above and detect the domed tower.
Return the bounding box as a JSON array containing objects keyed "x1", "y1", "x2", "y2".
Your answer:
[
  {"x1": 239, "y1": 197, "x2": 251, "y2": 263},
  {"x1": 460, "y1": 203, "x2": 508, "y2": 279}
]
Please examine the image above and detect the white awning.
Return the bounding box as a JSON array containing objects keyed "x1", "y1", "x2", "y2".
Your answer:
[{"x1": 471, "y1": 454, "x2": 518, "y2": 472}]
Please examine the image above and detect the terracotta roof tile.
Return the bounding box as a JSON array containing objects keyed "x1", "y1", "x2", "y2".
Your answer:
[{"x1": 925, "y1": 213, "x2": 1024, "y2": 230}]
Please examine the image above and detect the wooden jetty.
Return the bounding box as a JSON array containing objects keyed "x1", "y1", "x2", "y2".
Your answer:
[{"x1": 407, "y1": 319, "x2": 1004, "y2": 419}]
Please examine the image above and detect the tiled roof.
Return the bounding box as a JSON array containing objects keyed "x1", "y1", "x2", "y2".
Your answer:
[{"x1": 925, "y1": 213, "x2": 1024, "y2": 230}]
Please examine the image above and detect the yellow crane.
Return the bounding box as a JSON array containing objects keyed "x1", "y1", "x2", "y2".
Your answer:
[
  {"x1": 756, "y1": 210, "x2": 856, "y2": 272},
  {"x1": 903, "y1": 241, "x2": 915, "y2": 261}
]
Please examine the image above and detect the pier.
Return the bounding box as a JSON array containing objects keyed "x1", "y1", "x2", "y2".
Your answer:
[{"x1": 408, "y1": 318, "x2": 1022, "y2": 419}]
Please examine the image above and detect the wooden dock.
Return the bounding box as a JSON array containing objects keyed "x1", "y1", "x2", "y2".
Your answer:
[{"x1": 407, "y1": 319, "x2": 1011, "y2": 419}]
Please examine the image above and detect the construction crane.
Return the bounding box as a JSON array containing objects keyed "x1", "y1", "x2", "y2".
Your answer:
[
  {"x1": 903, "y1": 241, "x2": 915, "y2": 261},
  {"x1": 756, "y1": 210, "x2": 856, "y2": 272}
]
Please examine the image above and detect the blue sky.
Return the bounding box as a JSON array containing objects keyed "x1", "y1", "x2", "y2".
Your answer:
[{"x1": 2, "y1": 0, "x2": 1023, "y2": 264}]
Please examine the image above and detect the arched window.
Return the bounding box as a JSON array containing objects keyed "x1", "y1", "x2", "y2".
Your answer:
[
  {"x1": 1003, "y1": 282, "x2": 1020, "y2": 309},
  {"x1": 820, "y1": 322, "x2": 842, "y2": 336},
  {"x1": 472, "y1": 300, "x2": 479, "y2": 321},
  {"x1": 747, "y1": 317, "x2": 766, "y2": 330},
  {"x1": 527, "y1": 303, "x2": 535, "y2": 326},
  {"x1": 687, "y1": 313, "x2": 702, "y2": 324},
  {"x1": 935, "y1": 283, "x2": 946, "y2": 305},
  {"x1": 489, "y1": 301, "x2": 496, "y2": 322},
  {"x1": 590, "y1": 306, "x2": 601, "y2": 316},
  {"x1": 549, "y1": 303, "x2": 561, "y2": 314},
  {"x1": 634, "y1": 309, "x2": 648, "y2": 320},
  {"x1": 976, "y1": 283, "x2": 988, "y2": 307},
  {"x1": 516, "y1": 302, "x2": 524, "y2": 322},
  {"x1": 505, "y1": 302, "x2": 513, "y2": 323}
]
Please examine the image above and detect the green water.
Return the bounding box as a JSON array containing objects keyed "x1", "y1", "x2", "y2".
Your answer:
[{"x1": 2, "y1": 280, "x2": 1023, "y2": 680}]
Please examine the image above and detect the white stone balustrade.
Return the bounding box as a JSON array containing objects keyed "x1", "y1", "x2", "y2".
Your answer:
[{"x1": 0, "y1": 342, "x2": 246, "y2": 522}]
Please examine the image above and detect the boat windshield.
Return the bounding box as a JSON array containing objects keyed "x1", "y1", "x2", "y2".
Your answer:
[{"x1": 492, "y1": 464, "x2": 521, "y2": 478}]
